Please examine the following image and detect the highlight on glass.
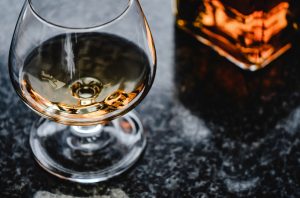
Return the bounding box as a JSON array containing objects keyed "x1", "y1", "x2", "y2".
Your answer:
[{"x1": 9, "y1": 0, "x2": 156, "y2": 183}]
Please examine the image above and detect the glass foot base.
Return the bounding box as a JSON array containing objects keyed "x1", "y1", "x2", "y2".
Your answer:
[{"x1": 30, "y1": 111, "x2": 146, "y2": 183}]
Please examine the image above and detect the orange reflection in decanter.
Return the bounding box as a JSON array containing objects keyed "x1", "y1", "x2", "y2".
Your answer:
[{"x1": 176, "y1": 0, "x2": 296, "y2": 70}]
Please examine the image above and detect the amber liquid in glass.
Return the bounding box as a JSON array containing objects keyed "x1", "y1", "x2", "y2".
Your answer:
[
  {"x1": 20, "y1": 33, "x2": 150, "y2": 125},
  {"x1": 176, "y1": 0, "x2": 297, "y2": 70}
]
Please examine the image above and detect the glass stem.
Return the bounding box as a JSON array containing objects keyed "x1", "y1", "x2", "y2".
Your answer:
[
  {"x1": 67, "y1": 124, "x2": 109, "y2": 152},
  {"x1": 70, "y1": 125, "x2": 104, "y2": 138}
]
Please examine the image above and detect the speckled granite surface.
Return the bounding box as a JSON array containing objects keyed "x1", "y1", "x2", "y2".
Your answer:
[{"x1": 1, "y1": 0, "x2": 300, "y2": 197}]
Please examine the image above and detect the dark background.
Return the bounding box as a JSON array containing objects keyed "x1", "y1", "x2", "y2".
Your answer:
[{"x1": 1, "y1": 0, "x2": 300, "y2": 197}]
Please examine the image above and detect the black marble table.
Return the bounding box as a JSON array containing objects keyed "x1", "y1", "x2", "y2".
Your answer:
[{"x1": 2, "y1": 0, "x2": 300, "y2": 197}]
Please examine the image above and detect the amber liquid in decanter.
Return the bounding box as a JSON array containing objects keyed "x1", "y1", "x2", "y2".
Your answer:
[{"x1": 176, "y1": 0, "x2": 298, "y2": 71}]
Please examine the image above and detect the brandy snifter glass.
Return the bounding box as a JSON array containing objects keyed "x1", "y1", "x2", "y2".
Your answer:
[{"x1": 9, "y1": 0, "x2": 156, "y2": 183}]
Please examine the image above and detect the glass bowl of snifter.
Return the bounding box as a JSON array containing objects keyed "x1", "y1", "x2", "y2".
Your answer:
[{"x1": 9, "y1": 0, "x2": 156, "y2": 183}]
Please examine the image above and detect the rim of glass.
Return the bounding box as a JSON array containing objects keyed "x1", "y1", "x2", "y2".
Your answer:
[{"x1": 27, "y1": 0, "x2": 133, "y2": 30}]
